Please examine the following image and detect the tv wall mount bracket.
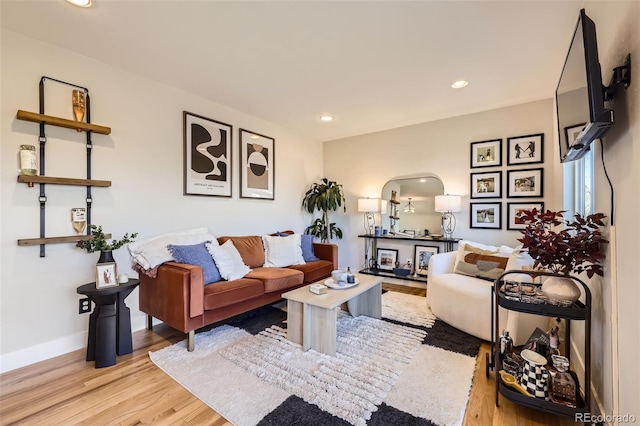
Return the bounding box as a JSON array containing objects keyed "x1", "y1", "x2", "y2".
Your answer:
[{"x1": 604, "y1": 53, "x2": 631, "y2": 102}]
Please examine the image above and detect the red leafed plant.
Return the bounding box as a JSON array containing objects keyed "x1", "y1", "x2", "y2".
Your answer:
[{"x1": 517, "y1": 209, "x2": 608, "y2": 278}]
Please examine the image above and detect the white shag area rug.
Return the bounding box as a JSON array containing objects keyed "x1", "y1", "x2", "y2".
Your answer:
[{"x1": 149, "y1": 292, "x2": 478, "y2": 426}]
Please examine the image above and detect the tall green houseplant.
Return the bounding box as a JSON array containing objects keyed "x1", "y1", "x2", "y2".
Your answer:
[{"x1": 302, "y1": 178, "x2": 346, "y2": 243}]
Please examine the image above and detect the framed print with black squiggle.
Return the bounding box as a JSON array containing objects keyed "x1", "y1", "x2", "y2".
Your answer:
[
  {"x1": 183, "y1": 111, "x2": 232, "y2": 197},
  {"x1": 240, "y1": 129, "x2": 275, "y2": 200}
]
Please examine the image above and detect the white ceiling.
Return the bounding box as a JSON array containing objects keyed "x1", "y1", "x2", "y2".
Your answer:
[{"x1": 1, "y1": 0, "x2": 584, "y2": 142}]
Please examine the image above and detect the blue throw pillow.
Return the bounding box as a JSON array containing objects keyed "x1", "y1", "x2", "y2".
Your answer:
[
  {"x1": 167, "y1": 242, "x2": 222, "y2": 284},
  {"x1": 300, "y1": 234, "x2": 319, "y2": 261}
]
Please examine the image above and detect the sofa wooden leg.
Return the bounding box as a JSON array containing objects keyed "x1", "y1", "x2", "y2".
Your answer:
[
  {"x1": 187, "y1": 330, "x2": 195, "y2": 352},
  {"x1": 146, "y1": 315, "x2": 153, "y2": 330}
]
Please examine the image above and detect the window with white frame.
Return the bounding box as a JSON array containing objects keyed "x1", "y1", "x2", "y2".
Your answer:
[{"x1": 563, "y1": 146, "x2": 595, "y2": 217}]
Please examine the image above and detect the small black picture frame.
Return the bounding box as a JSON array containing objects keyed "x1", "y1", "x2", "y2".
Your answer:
[
  {"x1": 470, "y1": 139, "x2": 502, "y2": 168},
  {"x1": 376, "y1": 248, "x2": 399, "y2": 271},
  {"x1": 470, "y1": 202, "x2": 502, "y2": 229},
  {"x1": 507, "y1": 168, "x2": 544, "y2": 198},
  {"x1": 507, "y1": 133, "x2": 544, "y2": 165},
  {"x1": 470, "y1": 171, "x2": 502, "y2": 199},
  {"x1": 507, "y1": 202, "x2": 545, "y2": 230}
]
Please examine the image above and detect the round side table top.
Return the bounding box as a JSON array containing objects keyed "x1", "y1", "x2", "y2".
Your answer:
[{"x1": 76, "y1": 278, "x2": 140, "y2": 296}]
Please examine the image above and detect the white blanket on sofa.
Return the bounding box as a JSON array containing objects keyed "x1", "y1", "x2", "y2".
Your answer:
[{"x1": 128, "y1": 227, "x2": 217, "y2": 270}]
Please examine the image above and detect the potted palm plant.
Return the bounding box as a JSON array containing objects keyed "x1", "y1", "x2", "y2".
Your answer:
[
  {"x1": 76, "y1": 224, "x2": 138, "y2": 264},
  {"x1": 517, "y1": 209, "x2": 608, "y2": 301},
  {"x1": 301, "y1": 178, "x2": 346, "y2": 243}
]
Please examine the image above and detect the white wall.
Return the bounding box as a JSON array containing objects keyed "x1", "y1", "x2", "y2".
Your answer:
[
  {"x1": 582, "y1": 1, "x2": 640, "y2": 420},
  {"x1": 323, "y1": 98, "x2": 556, "y2": 271},
  {"x1": 0, "y1": 30, "x2": 323, "y2": 372}
]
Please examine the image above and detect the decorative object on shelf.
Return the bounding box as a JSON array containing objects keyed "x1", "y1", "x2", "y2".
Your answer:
[
  {"x1": 388, "y1": 190, "x2": 401, "y2": 234},
  {"x1": 71, "y1": 89, "x2": 86, "y2": 130},
  {"x1": 19, "y1": 144, "x2": 37, "y2": 176},
  {"x1": 71, "y1": 207, "x2": 87, "y2": 235},
  {"x1": 357, "y1": 198, "x2": 385, "y2": 235},
  {"x1": 413, "y1": 245, "x2": 439, "y2": 276},
  {"x1": 97, "y1": 250, "x2": 115, "y2": 264},
  {"x1": 403, "y1": 197, "x2": 415, "y2": 213},
  {"x1": 76, "y1": 225, "x2": 138, "y2": 261},
  {"x1": 434, "y1": 194, "x2": 461, "y2": 238},
  {"x1": 96, "y1": 262, "x2": 118, "y2": 289},
  {"x1": 183, "y1": 111, "x2": 232, "y2": 197},
  {"x1": 302, "y1": 178, "x2": 346, "y2": 242},
  {"x1": 551, "y1": 354, "x2": 577, "y2": 406},
  {"x1": 506, "y1": 202, "x2": 545, "y2": 230},
  {"x1": 517, "y1": 209, "x2": 608, "y2": 302},
  {"x1": 499, "y1": 370, "x2": 529, "y2": 396},
  {"x1": 498, "y1": 330, "x2": 513, "y2": 359},
  {"x1": 376, "y1": 248, "x2": 398, "y2": 271},
  {"x1": 470, "y1": 171, "x2": 502, "y2": 199},
  {"x1": 239, "y1": 129, "x2": 275, "y2": 200},
  {"x1": 519, "y1": 349, "x2": 550, "y2": 399},
  {"x1": 469, "y1": 202, "x2": 501, "y2": 229},
  {"x1": 118, "y1": 274, "x2": 129, "y2": 284},
  {"x1": 470, "y1": 138, "x2": 502, "y2": 168},
  {"x1": 507, "y1": 133, "x2": 544, "y2": 165},
  {"x1": 507, "y1": 168, "x2": 544, "y2": 198},
  {"x1": 392, "y1": 259, "x2": 412, "y2": 276}
]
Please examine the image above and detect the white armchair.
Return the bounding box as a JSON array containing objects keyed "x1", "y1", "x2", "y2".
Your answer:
[{"x1": 427, "y1": 251, "x2": 548, "y2": 345}]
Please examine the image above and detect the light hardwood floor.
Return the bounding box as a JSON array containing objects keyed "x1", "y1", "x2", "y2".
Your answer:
[{"x1": 1, "y1": 285, "x2": 576, "y2": 425}]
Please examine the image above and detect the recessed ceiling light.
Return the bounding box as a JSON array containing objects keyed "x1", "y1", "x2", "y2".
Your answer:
[
  {"x1": 451, "y1": 80, "x2": 469, "y2": 89},
  {"x1": 66, "y1": 0, "x2": 92, "y2": 7},
  {"x1": 419, "y1": 178, "x2": 426, "y2": 183},
  {"x1": 319, "y1": 115, "x2": 334, "y2": 122}
]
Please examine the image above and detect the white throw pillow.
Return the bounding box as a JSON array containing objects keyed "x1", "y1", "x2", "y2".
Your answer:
[
  {"x1": 455, "y1": 240, "x2": 501, "y2": 266},
  {"x1": 505, "y1": 249, "x2": 535, "y2": 283},
  {"x1": 206, "y1": 240, "x2": 251, "y2": 281},
  {"x1": 127, "y1": 227, "x2": 218, "y2": 270},
  {"x1": 262, "y1": 234, "x2": 306, "y2": 267}
]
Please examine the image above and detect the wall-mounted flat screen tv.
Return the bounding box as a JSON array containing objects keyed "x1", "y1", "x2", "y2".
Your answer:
[{"x1": 556, "y1": 8, "x2": 613, "y2": 163}]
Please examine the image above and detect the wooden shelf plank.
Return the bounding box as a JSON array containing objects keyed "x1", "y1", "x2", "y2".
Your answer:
[
  {"x1": 17, "y1": 233, "x2": 112, "y2": 246},
  {"x1": 16, "y1": 110, "x2": 111, "y2": 135},
  {"x1": 17, "y1": 175, "x2": 111, "y2": 187}
]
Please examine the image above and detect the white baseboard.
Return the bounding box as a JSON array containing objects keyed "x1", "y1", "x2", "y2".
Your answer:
[
  {"x1": 571, "y1": 340, "x2": 607, "y2": 422},
  {"x1": 0, "y1": 314, "x2": 147, "y2": 374}
]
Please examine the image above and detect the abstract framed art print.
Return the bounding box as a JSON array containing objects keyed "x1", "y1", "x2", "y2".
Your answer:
[
  {"x1": 183, "y1": 111, "x2": 232, "y2": 197},
  {"x1": 240, "y1": 129, "x2": 275, "y2": 200}
]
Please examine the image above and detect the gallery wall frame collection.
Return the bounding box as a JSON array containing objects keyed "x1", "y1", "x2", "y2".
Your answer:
[
  {"x1": 183, "y1": 111, "x2": 275, "y2": 200},
  {"x1": 469, "y1": 132, "x2": 545, "y2": 230}
]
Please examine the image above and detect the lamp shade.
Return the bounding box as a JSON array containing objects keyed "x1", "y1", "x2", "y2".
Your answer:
[
  {"x1": 434, "y1": 195, "x2": 462, "y2": 213},
  {"x1": 358, "y1": 198, "x2": 381, "y2": 213}
]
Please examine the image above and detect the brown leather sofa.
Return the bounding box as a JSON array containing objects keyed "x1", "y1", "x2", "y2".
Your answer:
[{"x1": 139, "y1": 234, "x2": 337, "y2": 351}]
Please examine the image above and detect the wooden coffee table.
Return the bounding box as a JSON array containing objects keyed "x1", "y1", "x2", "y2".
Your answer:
[{"x1": 282, "y1": 273, "x2": 383, "y2": 356}]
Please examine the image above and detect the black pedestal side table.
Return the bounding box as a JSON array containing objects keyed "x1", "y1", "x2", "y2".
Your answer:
[{"x1": 76, "y1": 279, "x2": 140, "y2": 368}]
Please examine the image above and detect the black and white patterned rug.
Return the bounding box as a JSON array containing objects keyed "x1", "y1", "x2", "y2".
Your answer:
[{"x1": 149, "y1": 291, "x2": 481, "y2": 426}]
